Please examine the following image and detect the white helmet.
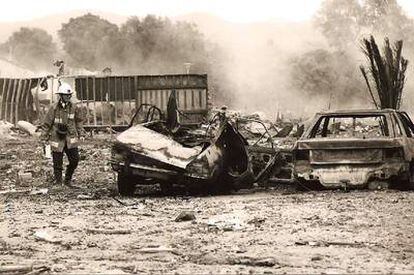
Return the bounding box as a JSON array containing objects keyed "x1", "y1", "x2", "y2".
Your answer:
[{"x1": 56, "y1": 82, "x2": 73, "y2": 95}]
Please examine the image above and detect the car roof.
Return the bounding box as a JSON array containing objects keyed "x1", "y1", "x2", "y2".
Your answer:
[{"x1": 316, "y1": 108, "x2": 399, "y2": 116}]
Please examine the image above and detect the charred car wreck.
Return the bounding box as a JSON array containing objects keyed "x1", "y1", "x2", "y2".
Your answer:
[
  {"x1": 293, "y1": 109, "x2": 414, "y2": 190},
  {"x1": 110, "y1": 91, "x2": 281, "y2": 195}
]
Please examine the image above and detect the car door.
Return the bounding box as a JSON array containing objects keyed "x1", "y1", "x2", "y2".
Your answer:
[{"x1": 396, "y1": 112, "x2": 414, "y2": 160}]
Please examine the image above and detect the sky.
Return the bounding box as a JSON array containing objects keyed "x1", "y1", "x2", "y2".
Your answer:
[{"x1": 1, "y1": 0, "x2": 414, "y2": 23}]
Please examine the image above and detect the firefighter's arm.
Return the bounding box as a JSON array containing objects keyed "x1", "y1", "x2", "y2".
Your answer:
[
  {"x1": 39, "y1": 106, "x2": 54, "y2": 141},
  {"x1": 74, "y1": 105, "x2": 87, "y2": 138}
]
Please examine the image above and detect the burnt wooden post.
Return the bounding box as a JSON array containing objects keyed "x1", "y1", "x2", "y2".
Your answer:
[
  {"x1": 114, "y1": 77, "x2": 117, "y2": 125},
  {"x1": 0, "y1": 79, "x2": 8, "y2": 120},
  {"x1": 92, "y1": 77, "x2": 97, "y2": 126},
  {"x1": 14, "y1": 79, "x2": 24, "y2": 124},
  {"x1": 99, "y1": 78, "x2": 104, "y2": 126},
  {"x1": 5, "y1": 79, "x2": 17, "y2": 123},
  {"x1": 120, "y1": 77, "x2": 125, "y2": 125},
  {"x1": 24, "y1": 79, "x2": 32, "y2": 121},
  {"x1": 85, "y1": 77, "x2": 90, "y2": 126},
  {"x1": 34, "y1": 79, "x2": 40, "y2": 121},
  {"x1": 128, "y1": 77, "x2": 132, "y2": 120}
]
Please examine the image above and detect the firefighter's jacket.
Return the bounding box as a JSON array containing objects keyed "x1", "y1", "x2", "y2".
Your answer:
[{"x1": 40, "y1": 101, "x2": 86, "y2": 152}]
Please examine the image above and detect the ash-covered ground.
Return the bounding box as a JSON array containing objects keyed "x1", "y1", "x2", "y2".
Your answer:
[{"x1": 1, "y1": 135, "x2": 414, "y2": 274}]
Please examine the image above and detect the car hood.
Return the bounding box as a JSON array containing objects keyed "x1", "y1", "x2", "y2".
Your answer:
[{"x1": 116, "y1": 124, "x2": 202, "y2": 169}]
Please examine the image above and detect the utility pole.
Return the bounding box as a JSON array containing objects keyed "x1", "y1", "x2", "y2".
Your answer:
[{"x1": 184, "y1": 63, "x2": 192, "y2": 74}]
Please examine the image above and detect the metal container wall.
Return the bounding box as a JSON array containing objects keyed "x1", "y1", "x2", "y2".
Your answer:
[{"x1": 0, "y1": 74, "x2": 209, "y2": 128}]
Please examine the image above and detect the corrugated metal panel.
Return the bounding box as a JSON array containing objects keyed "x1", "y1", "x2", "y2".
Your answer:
[{"x1": 0, "y1": 74, "x2": 209, "y2": 128}]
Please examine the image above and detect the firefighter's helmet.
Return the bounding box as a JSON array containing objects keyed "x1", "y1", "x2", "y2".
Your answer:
[{"x1": 56, "y1": 82, "x2": 73, "y2": 95}]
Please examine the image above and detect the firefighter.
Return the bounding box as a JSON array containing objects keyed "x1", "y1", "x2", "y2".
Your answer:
[{"x1": 39, "y1": 82, "x2": 86, "y2": 187}]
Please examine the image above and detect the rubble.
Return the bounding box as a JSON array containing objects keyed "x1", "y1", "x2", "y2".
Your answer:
[
  {"x1": 0, "y1": 265, "x2": 50, "y2": 274},
  {"x1": 0, "y1": 101, "x2": 412, "y2": 274},
  {"x1": 17, "y1": 171, "x2": 33, "y2": 186},
  {"x1": 17, "y1": 120, "x2": 40, "y2": 137},
  {"x1": 86, "y1": 228, "x2": 132, "y2": 235},
  {"x1": 111, "y1": 96, "x2": 283, "y2": 195},
  {"x1": 34, "y1": 230, "x2": 61, "y2": 244},
  {"x1": 0, "y1": 120, "x2": 15, "y2": 139},
  {"x1": 175, "y1": 211, "x2": 196, "y2": 222}
]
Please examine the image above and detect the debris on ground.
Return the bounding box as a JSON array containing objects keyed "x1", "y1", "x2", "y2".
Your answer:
[
  {"x1": 0, "y1": 120, "x2": 15, "y2": 139},
  {"x1": 229, "y1": 256, "x2": 278, "y2": 267},
  {"x1": 0, "y1": 265, "x2": 50, "y2": 274},
  {"x1": 135, "y1": 246, "x2": 178, "y2": 254},
  {"x1": 175, "y1": 211, "x2": 196, "y2": 222},
  {"x1": 0, "y1": 117, "x2": 413, "y2": 274},
  {"x1": 17, "y1": 171, "x2": 33, "y2": 186},
  {"x1": 34, "y1": 230, "x2": 61, "y2": 244},
  {"x1": 17, "y1": 120, "x2": 40, "y2": 137},
  {"x1": 29, "y1": 188, "x2": 48, "y2": 195},
  {"x1": 86, "y1": 228, "x2": 132, "y2": 235}
]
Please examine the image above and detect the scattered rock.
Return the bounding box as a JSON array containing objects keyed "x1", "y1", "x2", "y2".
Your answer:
[
  {"x1": 311, "y1": 255, "x2": 323, "y2": 261},
  {"x1": 30, "y1": 188, "x2": 48, "y2": 195},
  {"x1": 17, "y1": 120, "x2": 40, "y2": 137},
  {"x1": 230, "y1": 256, "x2": 278, "y2": 267},
  {"x1": 175, "y1": 211, "x2": 196, "y2": 222},
  {"x1": 77, "y1": 194, "x2": 95, "y2": 200},
  {"x1": 51, "y1": 264, "x2": 66, "y2": 272},
  {"x1": 136, "y1": 245, "x2": 178, "y2": 255},
  {"x1": 34, "y1": 230, "x2": 61, "y2": 244},
  {"x1": 247, "y1": 217, "x2": 266, "y2": 226},
  {"x1": 17, "y1": 171, "x2": 33, "y2": 186}
]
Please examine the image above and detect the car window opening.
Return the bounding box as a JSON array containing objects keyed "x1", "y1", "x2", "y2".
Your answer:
[{"x1": 310, "y1": 115, "x2": 389, "y2": 139}]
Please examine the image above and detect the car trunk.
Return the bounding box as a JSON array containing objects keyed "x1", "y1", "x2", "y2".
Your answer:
[{"x1": 296, "y1": 138, "x2": 402, "y2": 164}]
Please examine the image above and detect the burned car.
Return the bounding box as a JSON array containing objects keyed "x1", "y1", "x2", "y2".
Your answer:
[
  {"x1": 292, "y1": 109, "x2": 414, "y2": 190},
  {"x1": 110, "y1": 92, "x2": 280, "y2": 195}
]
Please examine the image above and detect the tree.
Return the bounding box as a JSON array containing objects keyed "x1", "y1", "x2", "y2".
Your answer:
[
  {"x1": 290, "y1": 49, "x2": 365, "y2": 106},
  {"x1": 315, "y1": 0, "x2": 363, "y2": 52},
  {"x1": 119, "y1": 15, "x2": 209, "y2": 73},
  {"x1": 58, "y1": 13, "x2": 122, "y2": 70},
  {"x1": 1, "y1": 27, "x2": 56, "y2": 70},
  {"x1": 315, "y1": 0, "x2": 414, "y2": 53}
]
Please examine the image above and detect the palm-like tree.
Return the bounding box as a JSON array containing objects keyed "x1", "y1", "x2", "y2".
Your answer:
[{"x1": 360, "y1": 35, "x2": 408, "y2": 109}]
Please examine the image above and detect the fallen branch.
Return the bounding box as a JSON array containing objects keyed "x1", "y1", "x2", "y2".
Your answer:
[
  {"x1": 0, "y1": 189, "x2": 31, "y2": 196},
  {"x1": 295, "y1": 240, "x2": 375, "y2": 247},
  {"x1": 112, "y1": 196, "x2": 143, "y2": 206},
  {"x1": 135, "y1": 246, "x2": 179, "y2": 255},
  {"x1": 0, "y1": 265, "x2": 49, "y2": 274},
  {"x1": 0, "y1": 265, "x2": 32, "y2": 273},
  {"x1": 86, "y1": 228, "x2": 131, "y2": 235},
  {"x1": 25, "y1": 266, "x2": 50, "y2": 275}
]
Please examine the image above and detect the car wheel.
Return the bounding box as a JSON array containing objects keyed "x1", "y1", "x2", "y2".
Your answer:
[
  {"x1": 406, "y1": 163, "x2": 414, "y2": 190},
  {"x1": 117, "y1": 172, "x2": 135, "y2": 196},
  {"x1": 159, "y1": 182, "x2": 174, "y2": 194},
  {"x1": 295, "y1": 178, "x2": 324, "y2": 191},
  {"x1": 367, "y1": 180, "x2": 389, "y2": 190}
]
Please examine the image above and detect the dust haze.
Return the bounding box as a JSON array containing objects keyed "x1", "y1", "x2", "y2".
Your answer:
[{"x1": 1, "y1": 0, "x2": 414, "y2": 119}]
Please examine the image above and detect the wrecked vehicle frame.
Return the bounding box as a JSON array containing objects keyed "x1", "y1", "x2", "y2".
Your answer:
[
  {"x1": 292, "y1": 109, "x2": 414, "y2": 190},
  {"x1": 110, "y1": 93, "x2": 280, "y2": 195}
]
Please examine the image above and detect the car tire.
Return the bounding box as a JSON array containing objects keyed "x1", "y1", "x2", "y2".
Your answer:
[
  {"x1": 159, "y1": 182, "x2": 174, "y2": 194},
  {"x1": 406, "y1": 162, "x2": 414, "y2": 190},
  {"x1": 117, "y1": 172, "x2": 135, "y2": 196}
]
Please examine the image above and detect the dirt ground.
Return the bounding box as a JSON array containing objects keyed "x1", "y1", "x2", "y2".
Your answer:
[{"x1": 1, "y1": 135, "x2": 414, "y2": 274}]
